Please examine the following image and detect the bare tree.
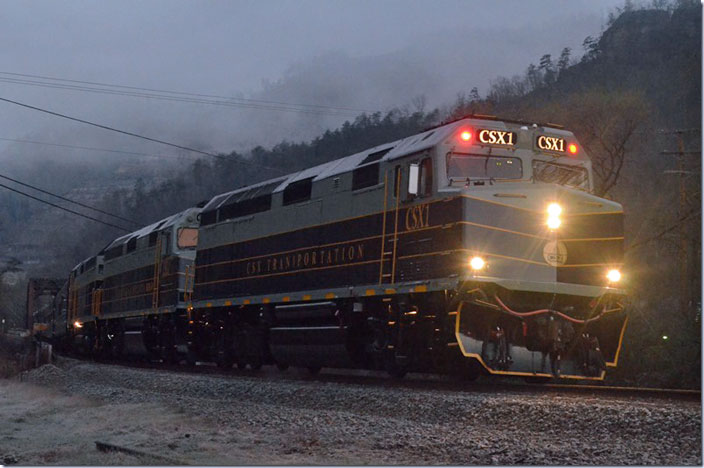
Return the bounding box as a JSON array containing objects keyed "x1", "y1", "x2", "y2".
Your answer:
[{"x1": 530, "y1": 90, "x2": 650, "y2": 196}]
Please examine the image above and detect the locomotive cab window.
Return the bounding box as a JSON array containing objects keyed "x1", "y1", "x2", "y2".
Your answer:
[
  {"x1": 177, "y1": 227, "x2": 198, "y2": 249},
  {"x1": 447, "y1": 153, "x2": 522, "y2": 181},
  {"x1": 408, "y1": 158, "x2": 433, "y2": 198}
]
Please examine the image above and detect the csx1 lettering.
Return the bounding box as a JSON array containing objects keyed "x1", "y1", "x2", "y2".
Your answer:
[
  {"x1": 537, "y1": 135, "x2": 565, "y2": 152},
  {"x1": 405, "y1": 203, "x2": 430, "y2": 231},
  {"x1": 478, "y1": 129, "x2": 515, "y2": 146}
]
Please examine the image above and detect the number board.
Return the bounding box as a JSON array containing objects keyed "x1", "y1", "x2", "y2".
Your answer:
[
  {"x1": 477, "y1": 129, "x2": 516, "y2": 146},
  {"x1": 536, "y1": 135, "x2": 566, "y2": 152}
]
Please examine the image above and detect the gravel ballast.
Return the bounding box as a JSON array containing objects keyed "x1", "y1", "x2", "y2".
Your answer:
[{"x1": 1, "y1": 358, "x2": 700, "y2": 465}]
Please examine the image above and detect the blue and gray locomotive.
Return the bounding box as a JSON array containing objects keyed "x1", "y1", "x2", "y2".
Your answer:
[{"x1": 52, "y1": 115, "x2": 627, "y2": 380}]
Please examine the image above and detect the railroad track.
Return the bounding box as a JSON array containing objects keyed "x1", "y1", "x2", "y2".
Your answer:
[
  {"x1": 541, "y1": 382, "x2": 701, "y2": 400},
  {"x1": 57, "y1": 353, "x2": 701, "y2": 402}
]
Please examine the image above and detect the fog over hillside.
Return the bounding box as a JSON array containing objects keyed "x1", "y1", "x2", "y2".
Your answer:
[{"x1": 0, "y1": 0, "x2": 621, "y2": 174}]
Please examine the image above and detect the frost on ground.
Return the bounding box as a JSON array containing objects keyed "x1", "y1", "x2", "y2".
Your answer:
[{"x1": 0, "y1": 358, "x2": 701, "y2": 466}]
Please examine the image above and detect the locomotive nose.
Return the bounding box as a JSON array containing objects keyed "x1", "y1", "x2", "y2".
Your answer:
[{"x1": 461, "y1": 187, "x2": 624, "y2": 289}]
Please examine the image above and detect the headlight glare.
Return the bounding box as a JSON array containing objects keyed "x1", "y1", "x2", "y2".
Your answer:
[
  {"x1": 606, "y1": 269, "x2": 622, "y2": 283},
  {"x1": 547, "y1": 216, "x2": 561, "y2": 230},
  {"x1": 469, "y1": 256, "x2": 486, "y2": 271},
  {"x1": 546, "y1": 203, "x2": 562, "y2": 230}
]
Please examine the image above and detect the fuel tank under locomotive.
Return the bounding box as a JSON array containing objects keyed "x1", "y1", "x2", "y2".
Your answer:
[{"x1": 268, "y1": 301, "x2": 368, "y2": 369}]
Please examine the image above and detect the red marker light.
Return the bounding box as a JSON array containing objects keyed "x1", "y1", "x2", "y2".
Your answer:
[
  {"x1": 568, "y1": 143, "x2": 578, "y2": 154},
  {"x1": 460, "y1": 130, "x2": 472, "y2": 142}
]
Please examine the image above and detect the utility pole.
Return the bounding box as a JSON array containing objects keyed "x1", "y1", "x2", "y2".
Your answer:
[{"x1": 660, "y1": 128, "x2": 701, "y2": 321}]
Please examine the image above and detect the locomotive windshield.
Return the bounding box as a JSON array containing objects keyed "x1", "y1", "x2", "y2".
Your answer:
[
  {"x1": 532, "y1": 160, "x2": 589, "y2": 190},
  {"x1": 447, "y1": 153, "x2": 522, "y2": 180},
  {"x1": 177, "y1": 228, "x2": 198, "y2": 249}
]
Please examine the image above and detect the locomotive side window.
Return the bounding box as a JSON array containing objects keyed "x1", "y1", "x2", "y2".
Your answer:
[
  {"x1": 407, "y1": 158, "x2": 433, "y2": 197},
  {"x1": 447, "y1": 153, "x2": 522, "y2": 180},
  {"x1": 408, "y1": 163, "x2": 419, "y2": 196}
]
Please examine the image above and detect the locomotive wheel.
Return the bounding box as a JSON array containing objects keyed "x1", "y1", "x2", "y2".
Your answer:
[
  {"x1": 276, "y1": 363, "x2": 289, "y2": 371},
  {"x1": 307, "y1": 366, "x2": 321, "y2": 375},
  {"x1": 236, "y1": 360, "x2": 247, "y2": 370}
]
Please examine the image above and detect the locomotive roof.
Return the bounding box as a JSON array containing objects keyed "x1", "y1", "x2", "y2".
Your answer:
[
  {"x1": 203, "y1": 116, "x2": 571, "y2": 212},
  {"x1": 102, "y1": 207, "x2": 197, "y2": 251},
  {"x1": 203, "y1": 117, "x2": 575, "y2": 212}
]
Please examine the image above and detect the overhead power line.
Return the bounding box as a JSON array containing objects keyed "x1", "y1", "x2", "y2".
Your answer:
[
  {"x1": 0, "y1": 136, "x2": 192, "y2": 161},
  {"x1": 0, "y1": 172, "x2": 141, "y2": 226},
  {"x1": 0, "y1": 96, "x2": 223, "y2": 158},
  {"x1": 0, "y1": 71, "x2": 378, "y2": 116},
  {"x1": 0, "y1": 76, "x2": 358, "y2": 116},
  {"x1": 0, "y1": 96, "x2": 288, "y2": 175},
  {"x1": 0, "y1": 182, "x2": 131, "y2": 232}
]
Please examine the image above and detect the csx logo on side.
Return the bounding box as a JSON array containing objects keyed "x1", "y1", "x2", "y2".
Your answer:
[
  {"x1": 537, "y1": 135, "x2": 565, "y2": 152},
  {"x1": 478, "y1": 129, "x2": 515, "y2": 146},
  {"x1": 405, "y1": 203, "x2": 430, "y2": 231}
]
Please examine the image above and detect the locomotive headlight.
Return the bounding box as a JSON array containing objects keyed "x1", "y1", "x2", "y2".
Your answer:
[
  {"x1": 547, "y1": 203, "x2": 562, "y2": 217},
  {"x1": 546, "y1": 203, "x2": 562, "y2": 230},
  {"x1": 469, "y1": 256, "x2": 486, "y2": 271},
  {"x1": 73, "y1": 321, "x2": 83, "y2": 329},
  {"x1": 606, "y1": 269, "x2": 622, "y2": 283}
]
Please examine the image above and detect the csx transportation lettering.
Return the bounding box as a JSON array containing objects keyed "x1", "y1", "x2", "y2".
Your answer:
[
  {"x1": 245, "y1": 242, "x2": 366, "y2": 276},
  {"x1": 478, "y1": 129, "x2": 516, "y2": 146},
  {"x1": 537, "y1": 135, "x2": 565, "y2": 152}
]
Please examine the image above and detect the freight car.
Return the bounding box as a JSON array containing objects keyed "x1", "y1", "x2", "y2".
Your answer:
[{"x1": 59, "y1": 115, "x2": 627, "y2": 381}]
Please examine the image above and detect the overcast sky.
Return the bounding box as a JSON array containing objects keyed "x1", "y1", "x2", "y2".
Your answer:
[{"x1": 0, "y1": 0, "x2": 627, "y2": 168}]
